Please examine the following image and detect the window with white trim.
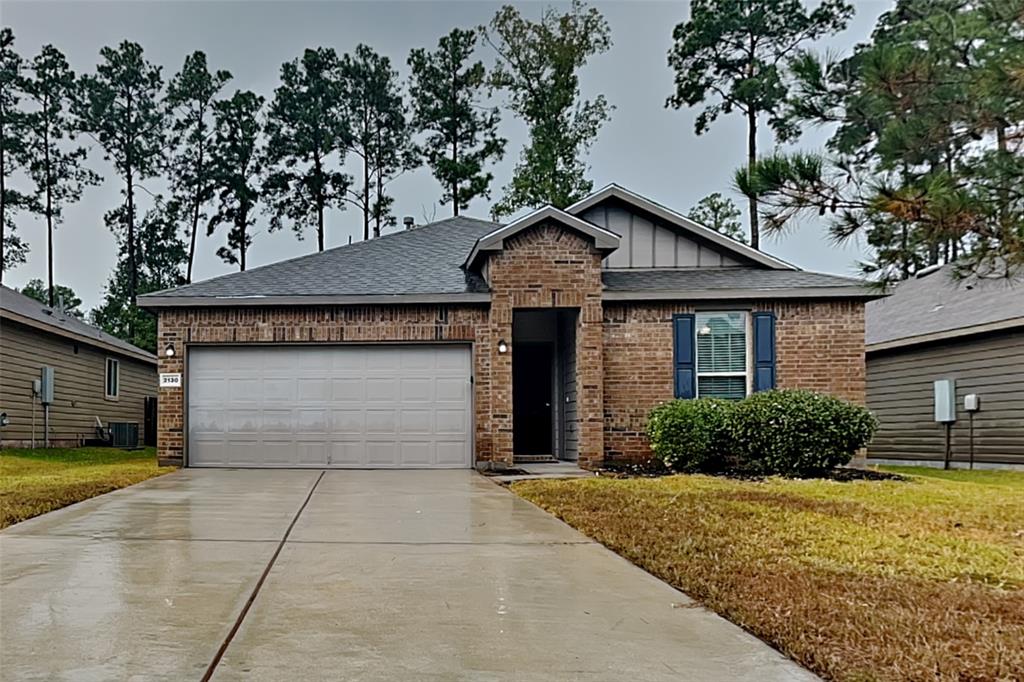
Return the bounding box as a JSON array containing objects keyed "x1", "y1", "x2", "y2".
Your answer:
[
  {"x1": 695, "y1": 312, "x2": 748, "y2": 400},
  {"x1": 105, "y1": 358, "x2": 120, "y2": 399}
]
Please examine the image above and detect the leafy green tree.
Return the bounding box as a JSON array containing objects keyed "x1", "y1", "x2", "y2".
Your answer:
[
  {"x1": 77, "y1": 41, "x2": 166, "y2": 308},
  {"x1": 263, "y1": 48, "x2": 349, "y2": 251},
  {"x1": 92, "y1": 203, "x2": 186, "y2": 352},
  {"x1": 18, "y1": 278, "x2": 83, "y2": 317},
  {"x1": 0, "y1": 28, "x2": 32, "y2": 280},
  {"x1": 741, "y1": 0, "x2": 1024, "y2": 280},
  {"x1": 483, "y1": 0, "x2": 612, "y2": 216},
  {"x1": 667, "y1": 0, "x2": 854, "y2": 249},
  {"x1": 340, "y1": 44, "x2": 416, "y2": 240},
  {"x1": 688, "y1": 192, "x2": 747, "y2": 243},
  {"x1": 208, "y1": 90, "x2": 264, "y2": 271},
  {"x1": 22, "y1": 45, "x2": 100, "y2": 307},
  {"x1": 409, "y1": 28, "x2": 505, "y2": 216},
  {"x1": 165, "y1": 51, "x2": 232, "y2": 283}
]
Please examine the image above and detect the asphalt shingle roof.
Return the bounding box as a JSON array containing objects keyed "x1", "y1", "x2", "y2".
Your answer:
[
  {"x1": 866, "y1": 263, "x2": 1024, "y2": 346},
  {"x1": 601, "y1": 268, "x2": 869, "y2": 292},
  {"x1": 144, "y1": 216, "x2": 500, "y2": 299},
  {"x1": 142, "y1": 213, "x2": 875, "y2": 304},
  {"x1": 1, "y1": 285, "x2": 156, "y2": 362}
]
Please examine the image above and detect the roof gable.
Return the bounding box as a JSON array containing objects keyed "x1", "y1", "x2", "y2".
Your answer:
[
  {"x1": 566, "y1": 184, "x2": 795, "y2": 271},
  {"x1": 463, "y1": 206, "x2": 620, "y2": 270}
]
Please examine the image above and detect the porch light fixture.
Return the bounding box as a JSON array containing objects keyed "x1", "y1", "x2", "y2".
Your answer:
[
  {"x1": 164, "y1": 343, "x2": 176, "y2": 358},
  {"x1": 497, "y1": 339, "x2": 508, "y2": 354}
]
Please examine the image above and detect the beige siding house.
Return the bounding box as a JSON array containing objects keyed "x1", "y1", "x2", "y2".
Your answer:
[
  {"x1": 1, "y1": 285, "x2": 158, "y2": 448},
  {"x1": 866, "y1": 265, "x2": 1024, "y2": 467}
]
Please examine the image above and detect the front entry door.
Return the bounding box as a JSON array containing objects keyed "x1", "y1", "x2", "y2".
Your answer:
[{"x1": 513, "y1": 343, "x2": 554, "y2": 455}]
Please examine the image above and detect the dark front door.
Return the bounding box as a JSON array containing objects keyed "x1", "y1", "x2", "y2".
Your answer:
[
  {"x1": 513, "y1": 343, "x2": 554, "y2": 455},
  {"x1": 143, "y1": 396, "x2": 157, "y2": 447}
]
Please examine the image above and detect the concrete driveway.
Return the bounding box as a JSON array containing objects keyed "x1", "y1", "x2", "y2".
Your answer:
[{"x1": 1, "y1": 470, "x2": 815, "y2": 681}]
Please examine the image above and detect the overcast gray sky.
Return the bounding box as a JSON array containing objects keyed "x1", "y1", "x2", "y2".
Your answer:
[{"x1": 3, "y1": 0, "x2": 889, "y2": 310}]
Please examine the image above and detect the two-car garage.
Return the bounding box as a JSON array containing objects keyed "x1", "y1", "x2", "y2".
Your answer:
[{"x1": 186, "y1": 345, "x2": 473, "y2": 468}]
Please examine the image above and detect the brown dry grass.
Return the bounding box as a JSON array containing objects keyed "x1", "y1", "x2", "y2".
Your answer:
[
  {"x1": 0, "y1": 447, "x2": 172, "y2": 528},
  {"x1": 512, "y1": 468, "x2": 1024, "y2": 682}
]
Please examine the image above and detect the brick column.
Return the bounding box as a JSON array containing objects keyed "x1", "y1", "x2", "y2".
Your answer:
[{"x1": 156, "y1": 311, "x2": 185, "y2": 466}]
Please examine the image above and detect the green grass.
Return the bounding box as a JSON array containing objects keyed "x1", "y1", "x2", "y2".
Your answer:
[
  {"x1": 513, "y1": 467, "x2": 1024, "y2": 682},
  {"x1": 0, "y1": 447, "x2": 173, "y2": 528}
]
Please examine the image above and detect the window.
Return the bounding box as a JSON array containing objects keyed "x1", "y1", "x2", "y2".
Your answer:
[
  {"x1": 695, "y1": 312, "x2": 748, "y2": 400},
  {"x1": 105, "y1": 358, "x2": 120, "y2": 399}
]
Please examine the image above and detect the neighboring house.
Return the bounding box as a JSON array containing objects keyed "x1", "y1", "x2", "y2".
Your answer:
[
  {"x1": 866, "y1": 263, "x2": 1024, "y2": 468},
  {"x1": 140, "y1": 184, "x2": 877, "y2": 469},
  {"x1": 0, "y1": 285, "x2": 158, "y2": 448}
]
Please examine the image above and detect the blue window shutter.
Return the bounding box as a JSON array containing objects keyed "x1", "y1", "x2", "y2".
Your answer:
[
  {"x1": 673, "y1": 314, "x2": 696, "y2": 399},
  {"x1": 752, "y1": 312, "x2": 776, "y2": 392}
]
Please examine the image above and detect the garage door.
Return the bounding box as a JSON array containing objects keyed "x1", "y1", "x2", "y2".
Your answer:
[{"x1": 187, "y1": 345, "x2": 472, "y2": 468}]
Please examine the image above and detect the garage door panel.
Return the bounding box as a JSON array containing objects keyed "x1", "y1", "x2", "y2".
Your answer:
[{"x1": 188, "y1": 346, "x2": 472, "y2": 468}]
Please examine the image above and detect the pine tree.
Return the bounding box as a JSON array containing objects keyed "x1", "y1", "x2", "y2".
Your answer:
[
  {"x1": 18, "y1": 278, "x2": 83, "y2": 317},
  {"x1": 22, "y1": 45, "x2": 100, "y2": 307},
  {"x1": 207, "y1": 90, "x2": 264, "y2": 271},
  {"x1": 263, "y1": 48, "x2": 350, "y2": 251},
  {"x1": 340, "y1": 45, "x2": 416, "y2": 239},
  {"x1": 409, "y1": 28, "x2": 505, "y2": 216},
  {"x1": 77, "y1": 41, "x2": 166, "y2": 308},
  {"x1": 687, "y1": 193, "x2": 747, "y2": 243},
  {"x1": 165, "y1": 51, "x2": 232, "y2": 283},
  {"x1": 667, "y1": 0, "x2": 853, "y2": 249},
  {"x1": 0, "y1": 28, "x2": 32, "y2": 280}
]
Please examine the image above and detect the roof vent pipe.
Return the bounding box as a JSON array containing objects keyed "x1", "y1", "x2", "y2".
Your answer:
[{"x1": 403, "y1": 216, "x2": 415, "y2": 230}]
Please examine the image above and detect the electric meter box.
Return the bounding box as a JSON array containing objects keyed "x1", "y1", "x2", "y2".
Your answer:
[
  {"x1": 39, "y1": 366, "x2": 54, "y2": 405},
  {"x1": 933, "y1": 379, "x2": 956, "y2": 423}
]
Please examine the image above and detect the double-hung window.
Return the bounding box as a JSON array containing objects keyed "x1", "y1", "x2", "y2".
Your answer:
[
  {"x1": 105, "y1": 358, "x2": 120, "y2": 399},
  {"x1": 695, "y1": 311, "x2": 748, "y2": 400}
]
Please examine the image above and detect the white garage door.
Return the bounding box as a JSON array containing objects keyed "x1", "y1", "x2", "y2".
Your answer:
[{"x1": 187, "y1": 345, "x2": 472, "y2": 468}]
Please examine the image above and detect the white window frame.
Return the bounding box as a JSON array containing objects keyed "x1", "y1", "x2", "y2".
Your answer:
[
  {"x1": 105, "y1": 357, "x2": 120, "y2": 400},
  {"x1": 694, "y1": 311, "x2": 752, "y2": 399}
]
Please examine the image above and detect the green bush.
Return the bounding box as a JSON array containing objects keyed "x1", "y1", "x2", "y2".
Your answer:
[
  {"x1": 646, "y1": 398, "x2": 734, "y2": 472},
  {"x1": 727, "y1": 389, "x2": 877, "y2": 476}
]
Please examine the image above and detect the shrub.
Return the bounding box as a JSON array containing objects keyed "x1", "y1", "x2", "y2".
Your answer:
[
  {"x1": 646, "y1": 398, "x2": 734, "y2": 472},
  {"x1": 727, "y1": 389, "x2": 877, "y2": 476}
]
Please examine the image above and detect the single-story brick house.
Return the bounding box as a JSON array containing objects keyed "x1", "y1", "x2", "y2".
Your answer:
[{"x1": 140, "y1": 185, "x2": 877, "y2": 469}]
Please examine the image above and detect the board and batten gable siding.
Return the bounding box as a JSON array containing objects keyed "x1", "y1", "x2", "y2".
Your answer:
[
  {"x1": 0, "y1": 318, "x2": 157, "y2": 447},
  {"x1": 579, "y1": 204, "x2": 743, "y2": 269},
  {"x1": 867, "y1": 327, "x2": 1024, "y2": 466}
]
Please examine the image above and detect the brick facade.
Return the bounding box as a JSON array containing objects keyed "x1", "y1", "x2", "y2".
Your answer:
[
  {"x1": 601, "y1": 299, "x2": 865, "y2": 462},
  {"x1": 484, "y1": 224, "x2": 605, "y2": 468},
  {"x1": 156, "y1": 223, "x2": 866, "y2": 469}
]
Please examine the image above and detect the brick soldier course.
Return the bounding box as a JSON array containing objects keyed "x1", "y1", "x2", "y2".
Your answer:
[{"x1": 144, "y1": 185, "x2": 879, "y2": 469}]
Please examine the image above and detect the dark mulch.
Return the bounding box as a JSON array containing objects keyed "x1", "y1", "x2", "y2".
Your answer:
[
  {"x1": 479, "y1": 467, "x2": 532, "y2": 477},
  {"x1": 596, "y1": 459, "x2": 906, "y2": 482}
]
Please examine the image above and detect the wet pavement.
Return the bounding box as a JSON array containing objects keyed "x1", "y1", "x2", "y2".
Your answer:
[{"x1": 1, "y1": 469, "x2": 817, "y2": 681}]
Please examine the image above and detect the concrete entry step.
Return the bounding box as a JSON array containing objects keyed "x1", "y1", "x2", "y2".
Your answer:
[{"x1": 514, "y1": 455, "x2": 559, "y2": 463}]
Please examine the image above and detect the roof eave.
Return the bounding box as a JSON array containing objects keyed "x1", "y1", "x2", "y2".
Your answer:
[
  {"x1": 138, "y1": 292, "x2": 492, "y2": 309},
  {"x1": 0, "y1": 310, "x2": 158, "y2": 365},
  {"x1": 866, "y1": 315, "x2": 1024, "y2": 353},
  {"x1": 602, "y1": 286, "x2": 884, "y2": 302}
]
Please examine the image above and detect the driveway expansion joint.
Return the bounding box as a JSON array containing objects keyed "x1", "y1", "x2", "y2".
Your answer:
[{"x1": 200, "y1": 470, "x2": 324, "y2": 682}]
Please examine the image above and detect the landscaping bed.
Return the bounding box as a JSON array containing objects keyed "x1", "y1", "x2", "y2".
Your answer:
[
  {"x1": 0, "y1": 447, "x2": 172, "y2": 528},
  {"x1": 512, "y1": 467, "x2": 1024, "y2": 682}
]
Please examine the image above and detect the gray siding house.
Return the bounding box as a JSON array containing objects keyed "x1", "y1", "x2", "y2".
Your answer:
[
  {"x1": 0, "y1": 285, "x2": 158, "y2": 448},
  {"x1": 866, "y1": 265, "x2": 1024, "y2": 467}
]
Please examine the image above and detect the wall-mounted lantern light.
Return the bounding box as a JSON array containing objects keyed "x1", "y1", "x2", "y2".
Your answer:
[
  {"x1": 497, "y1": 339, "x2": 508, "y2": 354},
  {"x1": 164, "y1": 343, "x2": 176, "y2": 358}
]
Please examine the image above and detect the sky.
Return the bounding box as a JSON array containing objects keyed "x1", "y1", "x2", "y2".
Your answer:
[{"x1": 2, "y1": 0, "x2": 890, "y2": 310}]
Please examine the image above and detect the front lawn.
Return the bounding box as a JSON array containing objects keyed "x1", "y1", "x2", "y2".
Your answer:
[
  {"x1": 0, "y1": 447, "x2": 173, "y2": 529},
  {"x1": 513, "y1": 468, "x2": 1024, "y2": 682}
]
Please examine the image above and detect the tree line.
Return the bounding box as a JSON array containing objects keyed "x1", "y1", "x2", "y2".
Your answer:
[
  {"x1": 1, "y1": 1, "x2": 613, "y2": 350},
  {"x1": 3, "y1": 0, "x2": 1021, "y2": 352}
]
